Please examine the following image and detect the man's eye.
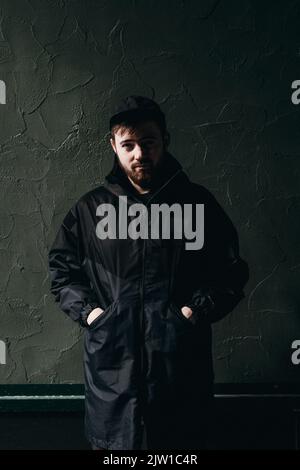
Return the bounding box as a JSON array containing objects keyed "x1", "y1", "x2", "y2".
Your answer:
[{"x1": 143, "y1": 141, "x2": 155, "y2": 148}]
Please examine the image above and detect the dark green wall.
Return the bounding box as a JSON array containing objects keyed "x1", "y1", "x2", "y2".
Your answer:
[{"x1": 0, "y1": 0, "x2": 299, "y2": 384}]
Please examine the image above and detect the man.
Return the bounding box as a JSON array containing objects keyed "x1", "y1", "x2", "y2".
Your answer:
[{"x1": 48, "y1": 95, "x2": 249, "y2": 450}]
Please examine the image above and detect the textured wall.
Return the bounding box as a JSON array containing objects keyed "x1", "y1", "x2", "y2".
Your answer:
[{"x1": 0, "y1": 0, "x2": 299, "y2": 384}]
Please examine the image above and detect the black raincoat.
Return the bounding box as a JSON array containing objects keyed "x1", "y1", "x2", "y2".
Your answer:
[{"x1": 48, "y1": 151, "x2": 249, "y2": 450}]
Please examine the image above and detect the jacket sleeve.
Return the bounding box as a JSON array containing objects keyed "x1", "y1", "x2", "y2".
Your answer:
[
  {"x1": 185, "y1": 187, "x2": 249, "y2": 324},
  {"x1": 48, "y1": 203, "x2": 99, "y2": 328}
]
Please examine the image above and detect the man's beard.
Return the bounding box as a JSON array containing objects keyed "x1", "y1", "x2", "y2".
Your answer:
[{"x1": 117, "y1": 152, "x2": 165, "y2": 190}]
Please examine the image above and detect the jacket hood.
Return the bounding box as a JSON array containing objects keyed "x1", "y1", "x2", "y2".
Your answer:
[{"x1": 104, "y1": 151, "x2": 189, "y2": 200}]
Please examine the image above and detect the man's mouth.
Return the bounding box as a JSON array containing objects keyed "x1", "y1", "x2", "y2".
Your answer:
[{"x1": 134, "y1": 164, "x2": 151, "y2": 169}]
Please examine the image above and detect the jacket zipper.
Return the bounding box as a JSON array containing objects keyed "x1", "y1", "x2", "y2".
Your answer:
[
  {"x1": 138, "y1": 168, "x2": 183, "y2": 406},
  {"x1": 105, "y1": 168, "x2": 183, "y2": 411}
]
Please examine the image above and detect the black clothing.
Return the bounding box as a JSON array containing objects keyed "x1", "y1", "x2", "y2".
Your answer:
[{"x1": 48, "y1": 151, "x2": 249, "y2": 449}]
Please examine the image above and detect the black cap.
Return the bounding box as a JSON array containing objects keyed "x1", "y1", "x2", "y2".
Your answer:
[{"x1": 109, "y1": 95, "x2": 166, "y2": 134}]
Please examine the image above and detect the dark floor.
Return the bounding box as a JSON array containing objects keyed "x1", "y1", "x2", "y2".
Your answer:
[{"x1": 0, "y1": 396, "x2": 298, "y2": 450}]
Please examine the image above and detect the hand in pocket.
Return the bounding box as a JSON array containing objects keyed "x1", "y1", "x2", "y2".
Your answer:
[
  {"x1": 180, "y1": 306, "x2": 194, "y2": 319},
  {"x1": 87, "y1": 307, "x2": 104, "y2": 325}
]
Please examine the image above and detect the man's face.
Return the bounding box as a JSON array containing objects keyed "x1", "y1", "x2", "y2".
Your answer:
[{"x1": 110, "y1": 121, "x2": 166, "y2": 192}]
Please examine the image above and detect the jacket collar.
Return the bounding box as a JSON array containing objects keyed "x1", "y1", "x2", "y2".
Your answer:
[{"x1": 103, "y1": 151, "x2": 189, "y2": 203}]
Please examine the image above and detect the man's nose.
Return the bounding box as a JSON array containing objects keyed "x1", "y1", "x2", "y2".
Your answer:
[{"x1": 135, "y1": 145, "x2": 145, "y2": 160}]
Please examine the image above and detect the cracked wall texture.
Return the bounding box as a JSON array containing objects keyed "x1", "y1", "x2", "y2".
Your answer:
[{"x1": 0, "y1": 0, "x2": 299, "y2": 384}]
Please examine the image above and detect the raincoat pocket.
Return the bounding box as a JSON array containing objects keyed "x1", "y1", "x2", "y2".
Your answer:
[
  {"x1": 87, "y1": 299, "x2": 118, "y2": 330},
  {"x1": 169, "y1": 301, "x2": 195, "y2": 327}
]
